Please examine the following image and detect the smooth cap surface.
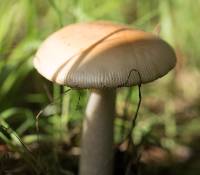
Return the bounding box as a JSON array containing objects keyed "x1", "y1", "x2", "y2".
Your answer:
[{"x1": 34, "y1": 21, "x2": 176, "y2": 88}]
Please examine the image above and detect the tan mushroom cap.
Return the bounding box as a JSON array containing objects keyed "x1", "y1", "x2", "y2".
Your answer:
[{"x1": 33, "y1": 21, "x2": 176, "y2": 89}]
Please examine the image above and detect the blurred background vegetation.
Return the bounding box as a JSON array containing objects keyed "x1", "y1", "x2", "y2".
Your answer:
[{"x1": 0, "y1": 0, "x2": 199, "y2": 174}]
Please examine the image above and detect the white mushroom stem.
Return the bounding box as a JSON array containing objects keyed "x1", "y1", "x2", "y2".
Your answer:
[{"x1": 80, "y1": 89, "x2": 116, "y2": 175}]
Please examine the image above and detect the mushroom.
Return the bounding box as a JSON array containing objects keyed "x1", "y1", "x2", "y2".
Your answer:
[{"x1": 33, "y1": 21, "x2": 176, "y2": 175}]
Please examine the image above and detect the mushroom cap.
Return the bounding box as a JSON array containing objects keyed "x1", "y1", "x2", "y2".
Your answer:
[{"x1": 33, "y1": 21, "x2": 176, "y2": 89}]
